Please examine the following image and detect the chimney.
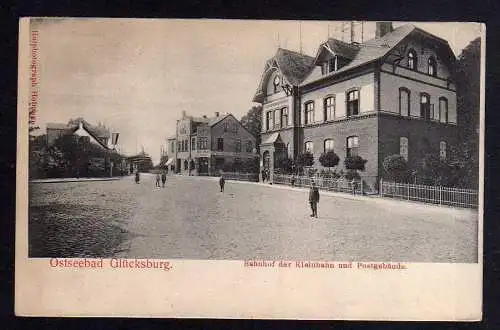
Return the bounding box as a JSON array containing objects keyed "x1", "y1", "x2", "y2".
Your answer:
[
  {"x1": 375, "y1": 22, "x2": 393, "y2": 38},
  {"x1": 182, "y1": 110, "x2": 187, "y2": 118},
  {"x1": 215, "y1": 112, "x2": 219, "y2": 117}
]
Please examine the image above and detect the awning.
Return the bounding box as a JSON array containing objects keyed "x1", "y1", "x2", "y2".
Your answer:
[{"x1": 165, "y1": 158, "x2": 174, "y2": 165}]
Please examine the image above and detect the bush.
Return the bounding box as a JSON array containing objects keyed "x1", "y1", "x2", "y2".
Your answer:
[
  {"x1": 296, "y1": 152, "x2": 314, "y2": 168},
  {"x1": 344, "y1": 155, "x2": 367, "y2": 171},
  {"x1": 319, "y1": 151, "x2": 340, "y2": 168},
  {"x1": 383, "y1": 154, "x2": 410, "y2": 182}
]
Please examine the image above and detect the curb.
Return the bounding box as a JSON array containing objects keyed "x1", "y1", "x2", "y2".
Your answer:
[{"x1": 29, "y1": 177, "x2": 124, "y2": 183}]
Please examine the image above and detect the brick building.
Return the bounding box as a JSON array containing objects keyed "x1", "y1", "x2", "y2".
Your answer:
[
  {"x1": 253, "y1": 22, "x2": 458, "y2": 189},
  {"x1": 166, "y1": 111, "x2": 257, "y2": 175}
]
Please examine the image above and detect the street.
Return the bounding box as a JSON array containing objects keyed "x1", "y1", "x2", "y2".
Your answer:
[{"x1": 29, "y1": 174, "x2": 478, "y2": 262}]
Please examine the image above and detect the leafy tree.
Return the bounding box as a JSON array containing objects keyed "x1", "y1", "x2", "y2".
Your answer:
[
  {"x1": 242, "y1": 156, "x2": 260, "y2": 173},
  {"x1": 383, "y1": 154, "x2": 410, "y2": 182},
  {"x1": 344, "y1": 155, "x2": 367, "y2": 180},
  {"x1": 319, "y1": 150, "x2": 340, "y2": 169},
  {"x1": 240, "y1": 105, "x2": 262, "y2": 153}
]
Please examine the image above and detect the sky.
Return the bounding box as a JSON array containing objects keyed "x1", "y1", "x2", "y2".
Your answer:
[{"x1": 30, "y1": 19, "x2": 482, "y2": 164}]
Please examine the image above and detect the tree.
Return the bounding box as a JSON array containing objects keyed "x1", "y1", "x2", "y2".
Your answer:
[
  {"x1": 344, "y1": 155, "x2": 367, "y2": 180},
  {"x1": 383, "y1": 154, "x2": 410, "y2": 183},
  {"x1": 452, "y1": 37, "x2": 481, "y2": 188},
  {"x1": 240, "y1": 105, "x2": 262, "y2": 153},
  {"x1": 319, "y1": 150, "x2": 340, "y2": 169}
]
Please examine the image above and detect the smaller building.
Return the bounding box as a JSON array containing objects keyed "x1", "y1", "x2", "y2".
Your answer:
[
  {"x1": 46, "y1": 120, "x2": 111, "y2": 149},
  {"x1": 126, "y1": 151, "x2": 153, "y2": 174},
  {"x1": 166, "y1": 111, "x2": 257, "y2": 175}
]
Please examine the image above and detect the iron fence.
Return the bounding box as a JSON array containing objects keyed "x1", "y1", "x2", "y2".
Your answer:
[
  {"x1": 379, "y1": 180, "x2": 478, "y2": 208},
  {"x1": 203, "y1": 172, "x2": 259, "y2": 182},
  {"x1": 273, "y1": 174, "x2": 362, "y2": 194}
]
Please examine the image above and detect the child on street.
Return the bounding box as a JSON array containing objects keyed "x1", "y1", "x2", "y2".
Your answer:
[{"x1": 219, "y1": 174, "x2": 225, "y2": 192}]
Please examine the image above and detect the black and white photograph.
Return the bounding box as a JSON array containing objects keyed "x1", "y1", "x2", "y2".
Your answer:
[{"x1": 17, "y1": 18, "x2": 484, "y2": 319}]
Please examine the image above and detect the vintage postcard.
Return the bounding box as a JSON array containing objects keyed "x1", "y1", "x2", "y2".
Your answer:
[{"x1": 16, "y1": 18, "x2": 484, "y2": 319}]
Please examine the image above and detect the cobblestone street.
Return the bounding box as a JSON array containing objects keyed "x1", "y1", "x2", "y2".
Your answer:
[{"x1": 29, "y1": 174, "x2": 478, "y2": 262}]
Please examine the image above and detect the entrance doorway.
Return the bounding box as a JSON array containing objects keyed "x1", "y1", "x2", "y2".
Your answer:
[{"x1": 198, "y1": 157, "x2": 209, "y2": 175}]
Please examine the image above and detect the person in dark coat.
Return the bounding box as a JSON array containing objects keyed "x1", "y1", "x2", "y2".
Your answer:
[
  {"x1": 161, "y1": 171, "x2": 167, "y2": 188},
  {"x1": 219, "y1": 174, "x2": 226, "y2": 192},
  {"x1": 309, "y1": 180, "x2": 320, "y2": 218},
  {"x1": 135, "y1": 171, "x2": 140, "y2": 184}
]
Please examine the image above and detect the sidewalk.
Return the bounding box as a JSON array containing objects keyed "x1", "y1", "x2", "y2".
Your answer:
[
  {"x1": 178, "y1": 174, "x2": 477, "y2": 213},
  {"x1": 30, "y1": 176, "x2": 125, "y2": 183}
]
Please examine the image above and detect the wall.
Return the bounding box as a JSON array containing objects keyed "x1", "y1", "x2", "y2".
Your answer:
[
  {"x1": 378, "y1": 114, "x2": 459, "y2": 178},
  {"x1": 379, "y1": 68, "x2": 457, "y2": 123},
  {"x1": 303, "y1": 115, "x2": 379, "y2": 186},
  {"x1": 300, "y1": 72, "x2": 375, "y2": 125}
]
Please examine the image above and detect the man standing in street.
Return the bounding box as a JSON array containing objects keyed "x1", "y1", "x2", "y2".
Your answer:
[
  {"x1": 309, "y1": 180, "x2": 320, "y2": 218},
  {"x1": 219, "y1": 174, "x2": 226, "y2": 192},
  {"x1": 161, "y1": 171, "x2": 167, "y2": 188}
]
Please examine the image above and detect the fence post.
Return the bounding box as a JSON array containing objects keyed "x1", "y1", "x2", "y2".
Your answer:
[
  {"x1": 379, "y1": 178, "x2": 383, "y2": 196},
  {"x1": 407, "y1": 182, "x2": 410, "y2": 200},
  {"x1": 439, "y1": 185, "x2": 442, "y2": 205},
  {"x1": 360, "y1": 180, "x2": 364, "y2": 195}
]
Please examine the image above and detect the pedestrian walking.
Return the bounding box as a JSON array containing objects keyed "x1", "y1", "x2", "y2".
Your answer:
[
  {"x1": 309, "y1": 180, "x2": 320, "y2": 218},
  {"x1": 155, "y1": 172, "x2": 161, "y2": 187},
  {"x1": 135, "y1": 171, "x2": 140, "y2": 184},
  {"x1": 161, "y1": 171, "x2": 167, "y2": 188},
  {"x1": 219, "y1": 174, "x2": 226, "y2": 192},
  {"x1": 261, "y1": 169, "x2": 266, "y2": 182},
  {"x1": 351, "y1": 178, "x2": 357, "y2": 196}
]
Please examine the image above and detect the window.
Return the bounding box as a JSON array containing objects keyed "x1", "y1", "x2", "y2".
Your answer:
[
  {"x1": 177, "y1": 141, "x2": 181, "y2": 152},
  {"x1": 324, "y1": 96, "x2": 335, "y2": 121},
  {"x1": 428, "y1": 57, "x2": 437, "y2": 76},
  {"x1": 305, "y1": 141, "x2": 314, "y2": 153},
  {"x1": 274, "y1": 109, "x2": 281, "y2": 129},
  {"x1": 420, "y1": 93, "x2": 430, "y2": 121},
  {"x1": 305, "y1": 102, "x2": 314, "y2": 125},
  {"x1": 184, "y1": 140, "x2": 188, "y2": 151},
  {"x1": 281, "y1": 107, "x2": 288, "y2": 128},
  {"x1": 439, "y1": 97, "x2": 448, "y2": 123},
  {"x1": 347, "y1": 90, "x2": 359, "y2": 117},
  {"x1": 329, "y1": 57, "x2": 336, "y2": 73},
  {"x1": 170, "y1": 141, "x2": 175, "y2": 153},
  {"x1": 184, "y1": 160, "x2": 188, "y2": 170},
  {"x1": 266, "y1": 111, "x2": 273, "y2": 131},
  {"x1": 324, "y1": 139, "x2": 334, "y2": 152},
  {"x1": 273, "y1": 75, "x2": 280, "y2": 93},
  {"x1": 198, "y1": 137, "x2": 208, "y2": 150},
  {"x1": 191, "y1": 137, "x2": 196, "y2": 151},
  {"x1": 440, "y1": 141, "x2": 447, "y2": 160},
  {"x1": 399, "y1": 88, "x2": 410, "y2": 116},
  {"x1": 217, "y1": 138, "x2": 224, "y2": 151},
  {"x1": 346, "y1": 136, "x2": 359, "y2": 157},
  {"x1": 408, "y1": 49, "x2": 418, "y2": 70},
  {"x1": 400, "y1": 137, "x2": 408, "y2": 161},
  {"x1": 321, "y1": 61, "x2": 328, "y2": 75},
  {"x1": 235, "y1": 139, "x2": 242, "y2": 152},
  {"x1": 246, "y1": 140, "x2": 253, "y2": 153}
]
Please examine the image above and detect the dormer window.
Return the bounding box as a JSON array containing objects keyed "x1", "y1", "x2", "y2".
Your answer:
[
  {"x1": 321, "y1": 56, "x2": 338, "y2": 75},
  {"x1": 408, "y1": 49, "x2": 418, "y2": 70}
]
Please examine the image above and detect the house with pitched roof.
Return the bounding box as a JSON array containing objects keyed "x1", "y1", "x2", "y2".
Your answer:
[
  {"x1": 166, "y1": 111, "x2": 257, "y2": 175},
  {"x1": 253, "y1": 22, "x2": 458, "y2": 189},
  {"x1": 46, "y1": 120, "x2": 111, "y2": 149}
]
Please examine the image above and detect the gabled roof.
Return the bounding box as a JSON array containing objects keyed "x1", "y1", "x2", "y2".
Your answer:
[
  {"x1": 71, "y1": 122, "x2": 110, "y2": 150},
  {"x1": 301, "y1": 24, "x2": 416, "y2": 85},
  {"x1": 46, "y1": 123, "x2": 71, "y2": 130},
  {"x1": 319, "y1": 39, "x2": 360, "y2": 61},
  {"x1": 208, "y1": 113, "x2": 231, "y2": 127},
  {"x1": 252, "y1": 48, "x2": 315, "y2": 102}
]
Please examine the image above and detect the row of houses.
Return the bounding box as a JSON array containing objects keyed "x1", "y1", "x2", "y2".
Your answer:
[{"x1": 165, "y1": 22, "x2": 462, "y2": 190}]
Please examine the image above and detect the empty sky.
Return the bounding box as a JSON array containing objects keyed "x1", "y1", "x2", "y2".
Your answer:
[{"x1": 30, "y1": 19, "x2": 482, "y2": 163}]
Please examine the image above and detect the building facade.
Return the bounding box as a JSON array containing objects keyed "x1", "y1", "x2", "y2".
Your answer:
[
  {"x1": 166, "y1": 111, "x2": 257, "y2": 175},
  {"x1": 253, "y1": 22, "x2": 458, "y2": 189}
]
